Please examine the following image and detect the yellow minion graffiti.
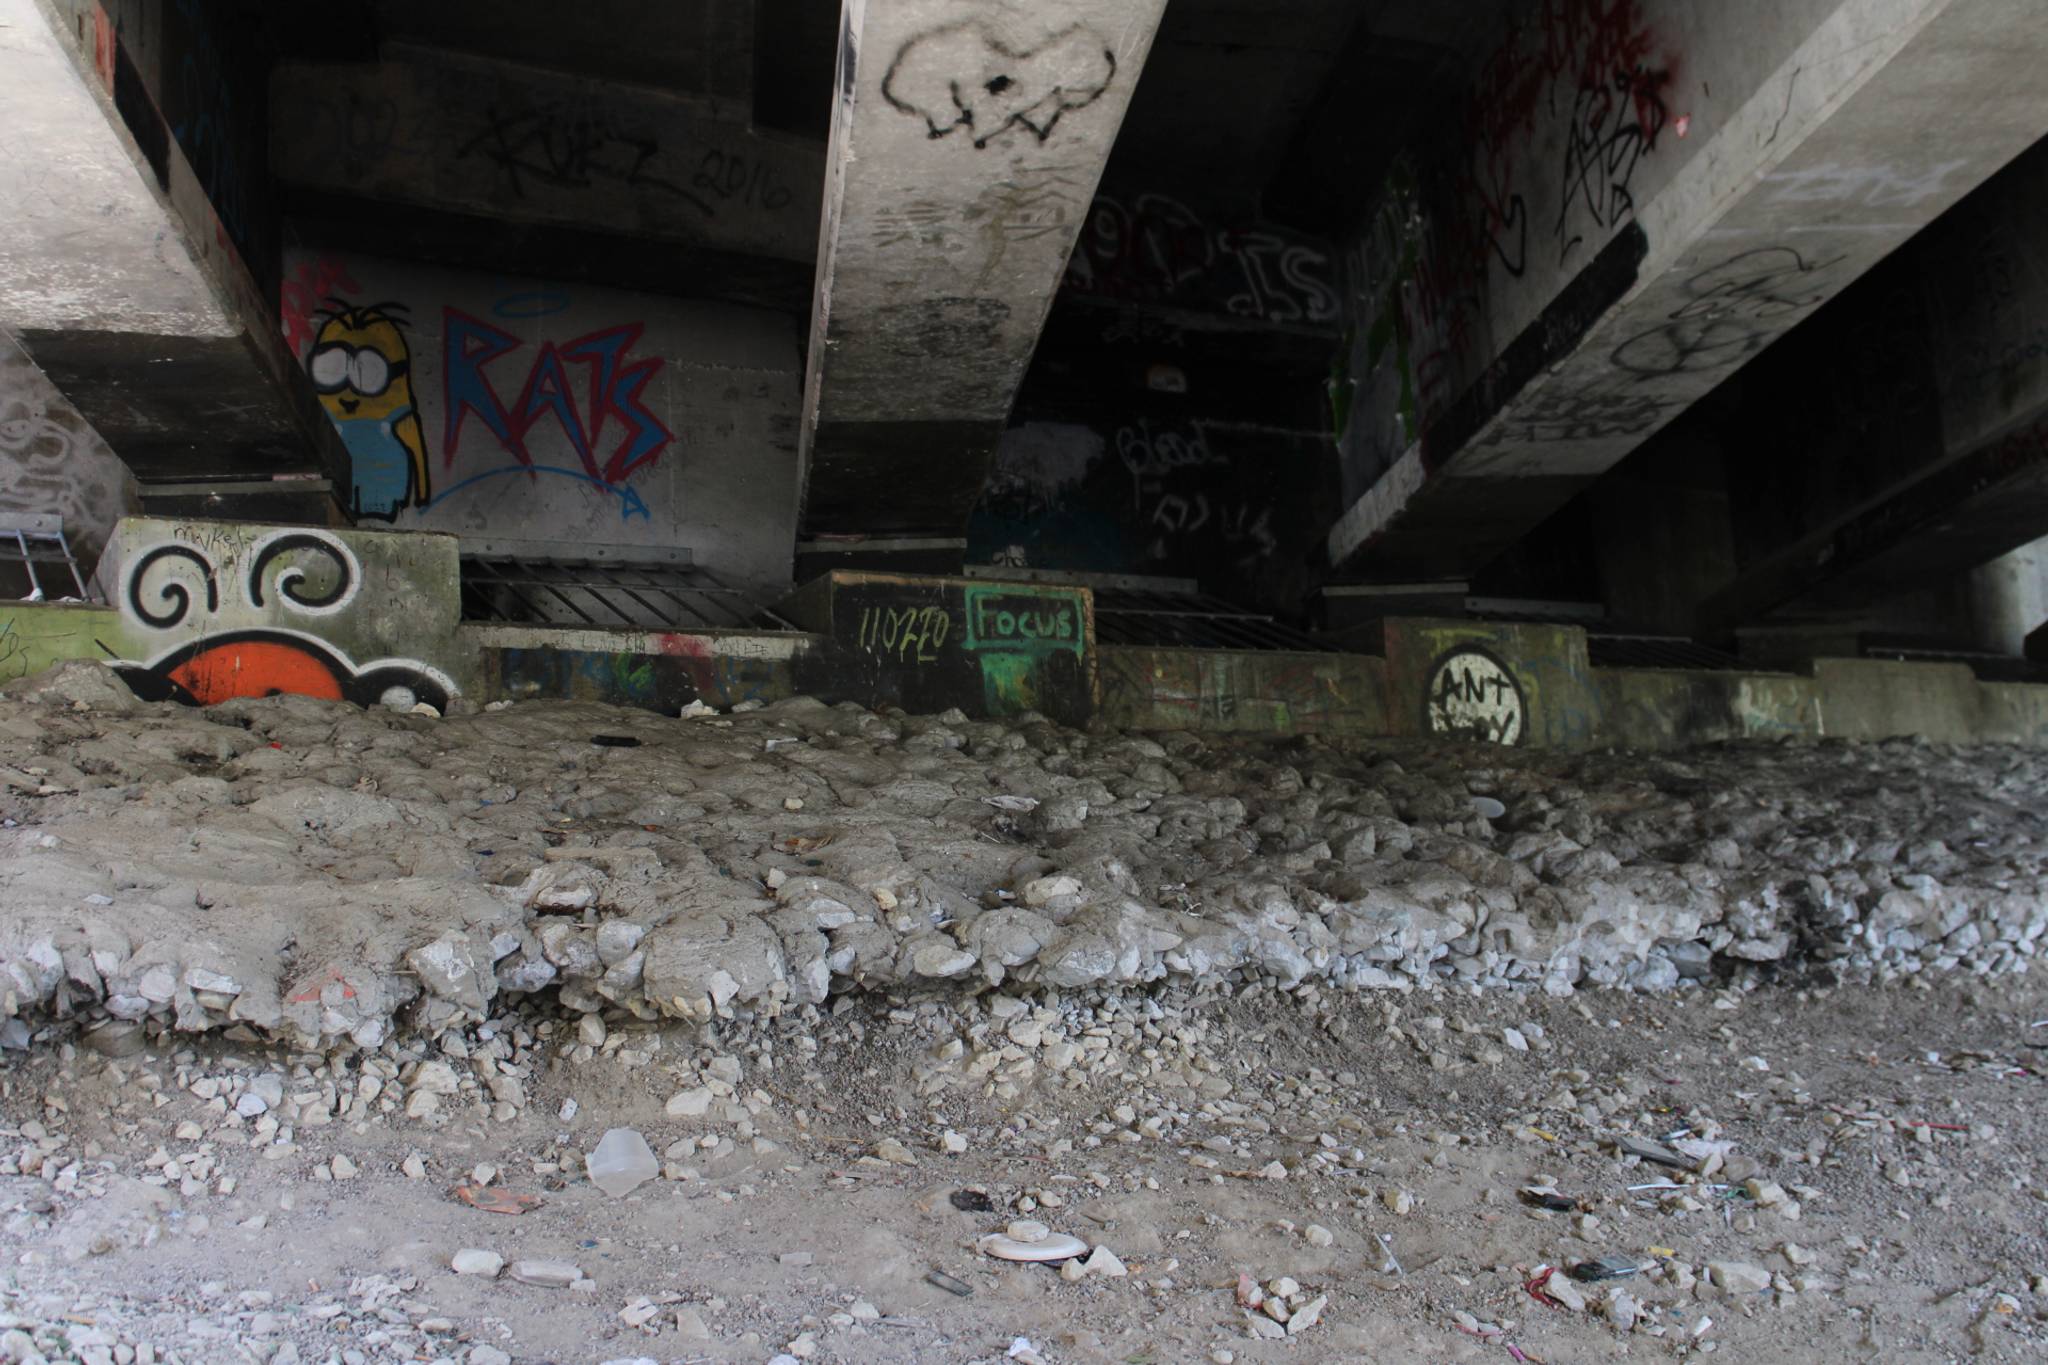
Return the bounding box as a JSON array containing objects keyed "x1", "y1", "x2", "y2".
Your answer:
[{"x1": 306, "y1": 302, "x2": 429, "y2": 521}]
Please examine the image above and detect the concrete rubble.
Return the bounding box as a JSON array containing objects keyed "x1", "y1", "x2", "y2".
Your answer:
[{"x1": 1, "y1": 661, "x2": 2043, "y2": 1054}]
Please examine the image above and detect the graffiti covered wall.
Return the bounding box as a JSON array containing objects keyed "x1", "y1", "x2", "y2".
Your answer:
[
  {"x1": 45, "y1": 515, "x2": 469, "y2": 706},
  {"x1": 969, "y1": 181, "x2": 1342, "y2": 606},
  {"x1": 0, "y1": 332, "x2": 141, "y2": 594},
  {"x1": 968, "y1": 418, "x2": 1331, "y2": 599},
  {"x1": 281, "y1": 248, "x2": 800, "y2": 584},
  {"x1": 782, "y1": 571, "x2": 1096, "y2": 727}
]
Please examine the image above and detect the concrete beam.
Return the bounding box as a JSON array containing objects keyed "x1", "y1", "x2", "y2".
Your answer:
[
  {"x1": 25, "y1": 0, "x2": 351, "y2": 495},
  {"x1": 799, "y1": 0, "x2": 1168, "y2": 537},
  {"x1": 0, "y1": 0, "x2": 231, "y2": 339},
  {"x1": 1328, "y1": 0, "x2": 2048, "y2": 577},
  {"x1": 1695, "y1": 136, "x2": 2048, "y2": 628},
  {"x1": 269, "y1": 45, "x2": 824, "y2": 264}
]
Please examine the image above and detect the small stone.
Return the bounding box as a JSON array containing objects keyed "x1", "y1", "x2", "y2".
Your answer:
[
  {"x1": 578, "y1": 1015, "x2": 607, "y2": 1047},
  {"x1": 1304, "y1": 1224, "x2": 1335, "y2": 1247},
  {"x1": 939, "y1": 1130, "x2": 968, "y2": 1154},
  {"x1": 510, "y1": 1259, "x2": 583, "y2": 1288},
  {"x1": 402, "y1": 1155, "x2": 426, "y2": 1180},
  {"x1": 1382, "y1": 1188, "x2": 1415, "y2": 1216},
  {"x1": 1082, "y1": 1245, "x2": 1126, "y2": 1278},
  {"x1": 1503, "y1": 1027, "x2": 1528, "y2": 1051},
  {"x1": 452, "y1": 1249, "x2": 503, "y2": 1278},
  {"x1": 1287, "y1": 1293, "x2": 1328, "y2": 1334},
  {"x1": 849, "y1": 1300, "x2": 880, "y2": 1322},
  {"x1": 1259, "y1": 1161, "x2": 1288, "y2": 1180},
  {"x1": 1545, "y1": 1274, "x2": 1587, "y2": 1311},
  {"x1": 469, "y1": 1348, "x2": 513, "y2": 1365},
  {"x1": 1781, "y1": 1242, "x2": 1816, "y2": 1267},
  {"x1": 665, "y1": 1087, "x2": 713, "y2": 1119},
  {"x1": 329, "y1": 1155, "x2": 358, "y2": 1180},
  {"x1": 873, "y1": 1137, "x2": 917, "y2": 1166},
  {"x1": 1708, "y1": 1261, "x2": 1773, "y2": 1294},
  {"x1": 1006, "y1": 1220, "x2": 1050, "y2": 1244},
  {"x1": 673, "y1": 1308, "x2": 712, "y2": 1339},
  {"x1": 779, "y1": 1251, "x2": 814, "y2": 1268}
]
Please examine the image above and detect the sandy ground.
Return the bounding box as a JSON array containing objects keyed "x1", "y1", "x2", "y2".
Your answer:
[
  {"x1": 3, "y1": 951, "x2": 2045, "y2": 1363},
  {"x1": 0, "y1": 665, "x2": 2046, "y2": 1362}
]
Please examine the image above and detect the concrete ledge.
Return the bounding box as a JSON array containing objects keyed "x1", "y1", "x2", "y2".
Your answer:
[
  {"x1": 472, "y1": 623, "x2": 812, "y2": 714},
  {"x1": 1595, "y1": 669, "x2": 1819, "y2": 750},
  {"x1": 1097, "y1": 647, "x2": 1386, "y2": 735}
]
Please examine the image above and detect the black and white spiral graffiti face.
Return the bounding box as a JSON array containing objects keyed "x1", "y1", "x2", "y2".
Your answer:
[{"x1": 1424, "y1": 646, "x2": 1526, "y2": 746}]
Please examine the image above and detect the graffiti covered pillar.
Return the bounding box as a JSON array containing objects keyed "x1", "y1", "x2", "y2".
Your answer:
[
  {"x1": 799, "y1": 0, "x2": 1170, "y2": 543},
  {"x1": 1327, "y1": 0, "x2": 2048, "y2": 580}
]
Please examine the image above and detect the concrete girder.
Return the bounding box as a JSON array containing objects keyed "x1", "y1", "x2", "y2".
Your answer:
[
  {"x1": 1693, "y1": 134, "x2": 2048, "y2": 630},
  {"x1": 798, "y1": 0, "x2": 1169, "y2": 538},
  {"x1": 269, "y1": 46, "x2": 826, "y2": 265},
  {"x1": 1327, "y1": 0, "x2": 2048, "y2": 579}
]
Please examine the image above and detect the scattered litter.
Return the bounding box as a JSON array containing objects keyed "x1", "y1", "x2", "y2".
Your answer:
[
  {"x1": 1567, "y1": 1254, "x2": 1643, "y2": 1282},
  {"x1": 451, "y1": 1185, "x2": 544, "y2": 1216},
  {"x1": 1614, "y1": 1135, "x2": 1691, "y2": 1168},
  {"x1": 983, "y1": 795, "x2": 1040, "y2": 812},
  {"x1": 586, "y1": 1128, "x2": 657, "y2": 1198},
  {"x1": 925, "y1": 1270, "x2": 973, "y2": 1297},
  {"x1": 949, "y1": 1189, "x2": 995, "y2": 1212},
  {"x1": 1525, "y1": 1265, "x2": 1572, "y2": 1309},
  {"x1": 1471, "y1": 796, "x2": 1507, "y2": 820},
  {"x1": 978, "y1": 1231, "x2": 1090, "y2": 1263},
  {"x1": 1377, "y1": 1232, "x2": 1405, "y2": 1275},
  {"x1": 678, "y1": 699, "x2": 718, "y2": 718},
  {"x1": 1519, "y1": 1187, "x2": 1576, "y2": 1212},
  {"x1": 589, "y1": 734, "x2": 641, "y2": 747}
]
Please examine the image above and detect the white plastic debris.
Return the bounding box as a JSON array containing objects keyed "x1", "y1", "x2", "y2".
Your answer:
[
  {"x1": 979, "y1": 1231, "x2": 1091, "y2": 1263},
  {"x1": 586, "y1": 1128, "x2": 657, "y2": 1198}
]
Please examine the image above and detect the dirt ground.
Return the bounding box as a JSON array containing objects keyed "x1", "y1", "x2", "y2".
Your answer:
[
  {"x1": 2, "y1": 670, "x2": 2047, "y2": 1362},
  {"x1": 3, "y1": 967, "x2": 2044, "y2": 1364}
]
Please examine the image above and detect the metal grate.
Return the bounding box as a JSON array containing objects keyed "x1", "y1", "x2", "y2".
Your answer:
[
  {"x1": 1092, "y1": 586, "x2": 1331, "y2": 652},
  {"x1": 1, "y1": 515, "x2": 91, "y2": 601},
  {"x1": 1587, "y1": 632, "x2": 1752, "y2": 671},
  {"x1": 459, "y1": 555, "x2": 797, "y2": 632}
]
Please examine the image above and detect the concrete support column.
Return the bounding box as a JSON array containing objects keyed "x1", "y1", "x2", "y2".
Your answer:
[
  {"x1": 1968, "y1": 536, "x2": 2048, "y2": 656},
  {"x1": 799, "y1": 0, "x2": 1168, "y2": 539}
]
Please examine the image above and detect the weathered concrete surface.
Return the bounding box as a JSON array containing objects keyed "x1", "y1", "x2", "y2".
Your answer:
[
  {"x1": 1377, "y1": 618, "x2": 1601, "y2": 750},
  {"x1": 800, "y1": 0, "x2": 1169, "y2": 536},
  {"x1": 1097, "y1": 646, "x2": 1386, "y2": 735},
  {"x1": 780, "y1": 571, "x2": 1098, "y2": 726},
  {"x1": 1330, "y1": 0, "x2": 2048, "y2": 577},
  {"x1": 0, "y1": 330, "x2": 141, "y2": 587},
  {"x1": 4, "y1": 661, "x2": 2046, "y2": 1053},
  {"x1": 0, "y1": 0, "x2": 231, "y2": 337},
  {"x1": 270, "y1": 46, "x2": 824, "y2": 265},
  {"x1": 279, "y1": 248, "x2": 801, "y2": 581},
  {"x1": 1595, "y1": 668, "x2": 1820, "y2": 750},
  {"x1": 471, "y1": 623, "x2": 811, "y2": 714},
  {"x1": 20, "y1": 515, "x2": 472, "y2": 705},
  {"x1": 1807, "y1": 658, "x2": 2038, "y2": 744},
  {"x1": 1691, "y1": 140, "x2": 2048, "y2": 631},
  {"x1": 26, "y1": 0, "x2": 348, "y2": 493}
]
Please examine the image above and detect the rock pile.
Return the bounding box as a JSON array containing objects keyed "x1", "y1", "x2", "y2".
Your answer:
[{"x1": 2, "y1": 661, "x2": 2043, "y2": 1053}]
